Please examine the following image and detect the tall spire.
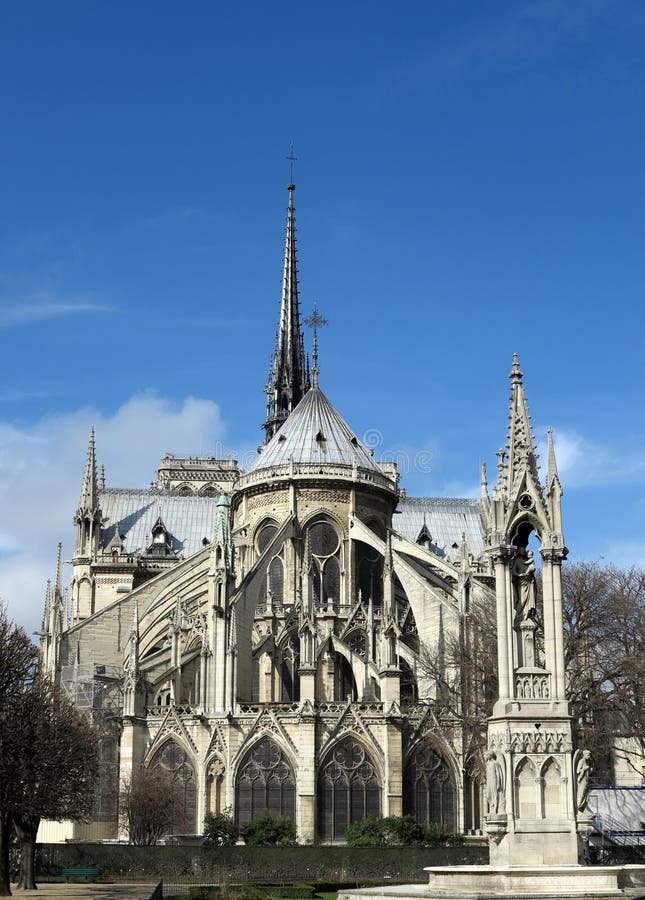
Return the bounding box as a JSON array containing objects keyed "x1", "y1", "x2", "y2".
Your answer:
[
  {"x1": 503, "y1": 353, "x2": 541, "y2": 495},
  {"x1": 264, "y1": 171, "x2": 310, "y2": 442},
  {"x1": 78, "y1": 427, "x2": 99, "y2": 514}
]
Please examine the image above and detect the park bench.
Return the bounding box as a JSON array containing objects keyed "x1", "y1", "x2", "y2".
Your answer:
[{"x1": 61, "y1": 866, "x2": 101, "y2": 882}]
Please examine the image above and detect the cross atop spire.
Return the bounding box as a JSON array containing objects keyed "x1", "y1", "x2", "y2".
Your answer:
[
  {"x1": 264, "y1": 173, "x2": 310, "y2": 442},
  {"x1": 305, "y1": 305, "x2": 327, "y2": 388},
  {"x1": 287, "y1": 142, "x2": 297, "y2": 188}
]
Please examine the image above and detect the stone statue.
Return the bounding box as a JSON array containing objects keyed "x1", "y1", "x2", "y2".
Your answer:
[
  {"x1": 512, "y1": 548, "x2": 537, "y2": 620},
  {"x1": 575, "y1": 749, "x2": 592, "y2": 812},
  {"x1": 485, "y1": 750, "x2": 506, "y2": 816}
]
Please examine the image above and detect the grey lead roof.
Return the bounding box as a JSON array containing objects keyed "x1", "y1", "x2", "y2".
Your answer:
[
  {"x1": 100, "y1": 490, "x2": 217, "y2": 557},
  {"x1": 249, "y1": 384, "x2": 381, "y2": 473},
  {"x1": 99, "y1": 490, "x2": 484, "y2": 563},
  {"x1": 394, "y1": 497, "x2": 484, "y2": 558}
]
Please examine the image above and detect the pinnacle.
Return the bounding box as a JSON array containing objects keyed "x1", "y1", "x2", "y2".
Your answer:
[
  {"x1": 78, "y1": 426, "x2": 99, "y2": 513},
  {"x1": 510, "y1": 352, "x2": 523, "y2": 382}
]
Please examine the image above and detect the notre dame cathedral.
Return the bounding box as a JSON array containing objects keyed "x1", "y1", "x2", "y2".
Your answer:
[{"x1": 39, "y1": 178, "x2": 567, "y2": 845}]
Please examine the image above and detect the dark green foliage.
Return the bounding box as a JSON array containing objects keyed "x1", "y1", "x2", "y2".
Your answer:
[
  {"x1": 346, "y1": 816, "x2": 463, "y2": 848},
  {"x1": 240, "y1": 814, "x2": 297, "y2": 847},
  {"x1": 345, "y1": 817, "x2": 388, "y2": 847},
  {"x1": 203, "y1": 810, "x2": 237, "y2": 846},
  {"x1": 423, "y1": 822, "x2": 464, "y2": 846}
]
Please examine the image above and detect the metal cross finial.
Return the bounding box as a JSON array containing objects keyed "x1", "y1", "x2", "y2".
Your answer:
[
  {"x1": 287, "y1": 142, "x2": 297, "y2": 187},
  {"x1": 305, "y1": 305, "x2": 327, "y2": 387}
]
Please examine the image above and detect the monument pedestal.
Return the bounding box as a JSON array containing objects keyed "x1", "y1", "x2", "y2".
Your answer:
[{"x1": 338, "y1": 865, "x2": 645, "y2": 900}]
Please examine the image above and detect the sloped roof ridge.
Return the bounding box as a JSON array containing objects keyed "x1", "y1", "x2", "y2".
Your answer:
[{"x1": 400, "y1": 496, "x2": 480, "y2": 505}]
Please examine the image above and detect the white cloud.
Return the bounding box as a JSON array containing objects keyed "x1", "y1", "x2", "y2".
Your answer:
[
  {"x1": 537, "y1": 428, "x2": 645, "y2": 489},
  {"x1": 0, "y1": 392, "x2": 225, "y2": 636},
  {"x1": 0, "y1": 303, "x2": 112, "y2": 328}
]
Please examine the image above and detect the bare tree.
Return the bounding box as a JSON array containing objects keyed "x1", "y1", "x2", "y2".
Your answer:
[
  {"x1": 0, "y1": 604, "x2": 99, "y2": 895},
  {"x1": 418, "y1": 562, "x2": 645, "y2": 787},
  {"x1": 417, "y1": 590, "x2": 497, "y2": 760},
  {"x1": 12, "y1": 675, "x2": 99, "y2": 890},
  {"x1": 0, "y1": 605, "x2": 38, "y2": 897},
  {"x1": 119, "y1": 765, "x2": 182, "y2": 846},
  {"x1": 563, "y1": 562, "x2": 645, "y2": 783}
]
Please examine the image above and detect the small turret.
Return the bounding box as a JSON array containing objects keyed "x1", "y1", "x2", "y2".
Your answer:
[{"x1": 210, "y1": 493, "x2": 233, "y2": 573}]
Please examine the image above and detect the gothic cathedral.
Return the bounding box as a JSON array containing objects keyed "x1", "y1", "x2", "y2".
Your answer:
[{"x1": 40, "y1": 179, "x2": 570, "y2": 847}]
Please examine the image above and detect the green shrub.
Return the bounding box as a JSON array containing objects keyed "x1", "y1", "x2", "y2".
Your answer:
[
  {"x1": 346, "y1": 817, "x2": 387, "y2": 847},
  {"x1": 346, "y1": 815, "x2": 424, "y2": 847},
  {"x1": 240, "y1": 814, "x2": 297, "y2": 847},
  {"x1": 204, "y1": 810, "x2": 238, "y2": 847},
  {"x1": 347, "y1": 816, "x2": 464, "y2": 848},
  {"x1": 423, "y1": 822, "x2": 464, "y2": 846}
]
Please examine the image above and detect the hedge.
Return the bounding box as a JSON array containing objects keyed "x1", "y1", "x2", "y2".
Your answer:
[{"x1": 36, "y1": 844, "x2": 487, "y2": 883}]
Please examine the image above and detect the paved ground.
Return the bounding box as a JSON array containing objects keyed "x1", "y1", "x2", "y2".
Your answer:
[{"x1": 9, "y1": 882, "x2": 157, "y2": 898}]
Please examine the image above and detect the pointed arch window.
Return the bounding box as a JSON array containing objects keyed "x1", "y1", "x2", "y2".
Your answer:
[
  {"x1": 307, "y1": 520, "x2": 342, "y2": 610},
  {"x1": 235, "y1": 737, "x2": 295, "y2": 826},
  {"x1": 403, "y1": 743, "x2": 456, "y2": 829},
  {"x1": 541, "y1": 758, "x2": 562, "y2": 819},
  {"x1": 269, "y1": 557, "x2": 284, "y2": 604},
  {"x1": 149, "y1": 739, "x2": 197, "y2": 834},
  {"x1": 356, "y1": 542, "x2": 383, "y2": 605},
  {"x1": 463, "y1": 756, "x2": 483, "y2": 833},
  {"x1": 279, "y1": 634, "x2": 300, "y2": 702},
  {"x1": 255, "y1": 522, "x2": 285, "y2": 609},
  {"x1": 318, "y1": 739, "x2": 381, "y2": 842},
  {"x1": 514, "y1": 757, "x2": 537, "y2": 818}
]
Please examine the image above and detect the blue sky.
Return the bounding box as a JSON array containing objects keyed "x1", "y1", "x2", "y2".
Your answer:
[{"x1": 1, "y1": 0, "x2": 645, "y2": 633}]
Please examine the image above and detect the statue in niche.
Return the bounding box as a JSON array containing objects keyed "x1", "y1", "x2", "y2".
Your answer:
[
  {"x1": 485, "y1": 750, "x2": 506, "y2": 816},
  {"x1": 574, "y1": 749, "x2": 592, "y2": 812},
  {"x1": 512, "y1": 548, "x2": 537, "y2": 621}
]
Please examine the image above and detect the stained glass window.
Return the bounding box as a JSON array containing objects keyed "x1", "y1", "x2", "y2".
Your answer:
[
  {"x1": 403, "y1": 743, "x2": 456, "y2": 829},
  {"x1": 235, "y1": 737, "x2": 295, "y2": 826},
  {"x1": 318, "y1": 739, "x2": 381, "y2": 841},
  {"x1": 149, "y1": 740, "x2": 197, "y2": 834}
]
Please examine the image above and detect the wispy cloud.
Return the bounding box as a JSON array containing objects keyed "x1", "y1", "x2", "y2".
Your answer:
[
  {"x1": 363, "y1": 0, "x2": 613, "y2": 105},
  {"x1": 0, "y1": 392, "x2": 227, "y2": 635},
  {"x1": 537, "y1": 427, "x2": 645, "y2": 489},
  {"x1": 0, "y1": 303, "x2": 112, "y2": 328}
]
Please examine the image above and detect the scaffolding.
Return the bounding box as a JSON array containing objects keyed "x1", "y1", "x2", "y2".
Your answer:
[{"x1": 61, "y1": 663, "x2": 123, "y2": 715}]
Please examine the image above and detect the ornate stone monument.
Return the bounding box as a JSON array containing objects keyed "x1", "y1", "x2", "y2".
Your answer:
[
  {"x1": 482, "y1": 355, "x2": 585, "y2": 866},
  {"x1": 339, "y1": 357, "x2": 645, "y2": 898}
]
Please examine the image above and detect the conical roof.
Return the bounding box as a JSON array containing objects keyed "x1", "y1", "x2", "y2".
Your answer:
[{"x1": 249, "y1": 384, "x2": 380, "y2": 473}]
